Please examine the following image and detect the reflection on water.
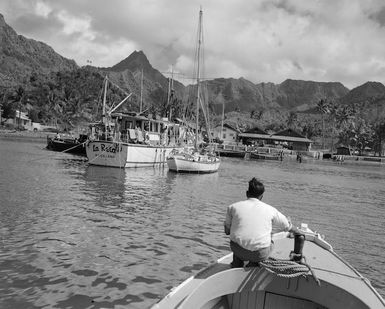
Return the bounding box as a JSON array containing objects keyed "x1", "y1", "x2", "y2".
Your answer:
[{"x1": 0, "y1": 138, "x2": 384, "y2": 308}]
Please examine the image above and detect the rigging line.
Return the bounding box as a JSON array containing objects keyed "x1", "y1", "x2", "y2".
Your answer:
[
  {"x1": 106, "y1": 76, "x2": 131, "y2": 97},
  {"x1": 86, "y1": 140, "x2": 133, "y2": 167},
  {"x1": 95, "y1": 83, "x2": 104, "y2": 120},
  {"x1": 200, "y1": 13, "x2": 206, "y2": 93},
  {"x1": 308, "y1": 266, "x2": 373, "y2": 280},
  {"x1": 58, "y1": 140, "x2": 87, "y2": 154},
  {"x1": 28, "y1": 142, "x2": 88, "y2": 164},
  {"x1": 199, "y1": 96, "x2": 213, "y2": 143},
  {"x1": 117, "y1": 140, "x2": 124, "y2": 169},
  {"x1": 86, "y1": 145, "x2": 109, "y2": 164},
  {"x1": 160, "y1": 73, "x2": 215, "y2": 81},
  {"x1": 103, "y1": 76, "x2": 132, "y2": 113},
  {"x1": 196, "y1": 9, "x2": 213, "y2": 142},
  {"x1": 199, "y1": 96, "x2": 209, "y2": 129}
]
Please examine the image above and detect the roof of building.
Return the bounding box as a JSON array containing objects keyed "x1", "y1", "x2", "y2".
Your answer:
[
  {"x1": 223, "y1": 123, "x2": 239, "y2": 132},
  {"x1": 239, "y1": 133, "x2": 271, "y2": 139},
  {"x1": 213, "y1": 123, "x2": 240, "y2": 132},
  {"x1": 214, "y1": 123, "x2": 240, "y2": 132},
  {"x1": 238, "y1": 132, "x2": 312, "y2": 143},
  {"x1": 243, "y1": 126, "x2": 268, "y2": 135},
  {"x1": 336, "y1": 145, "x2": 350, "y2": 149},
  {"x1": 269, "y1": 135, "x2": 313, "y2": 143},
  {"x1": 274, "y1": 128, "x2": 306, "y2": 138}
]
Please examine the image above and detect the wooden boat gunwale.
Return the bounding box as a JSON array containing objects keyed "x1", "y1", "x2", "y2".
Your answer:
[
  {"x1": 151, "y1": 227, "x2": 385, "y2": 309},
  {"x1": 46, "y1": 135, "x2": 88, "y2": 156}
]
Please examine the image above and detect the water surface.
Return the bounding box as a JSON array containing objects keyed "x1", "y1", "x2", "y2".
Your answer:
[{"x1": 0, "y1": 138, "x2": 384, "y2": 308}]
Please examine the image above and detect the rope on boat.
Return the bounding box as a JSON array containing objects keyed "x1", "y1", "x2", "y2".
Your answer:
[
  {"x1": 59, "y1": 140, "x2": 87, "y2": 154},
  {"x1": 259, "y1": 256, "x2": 321, "y2": 286}
]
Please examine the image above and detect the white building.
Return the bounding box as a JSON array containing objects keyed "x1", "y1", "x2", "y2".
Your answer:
[
  {"x1": 4, "y1": 110, "x2": 47, "y2": 131},
  {"x1": 5, "y1": 110, "x2": 31, "y2": 129},
  {"x1": 212, "y1": 123, "x2": 239, "y2": 145}
]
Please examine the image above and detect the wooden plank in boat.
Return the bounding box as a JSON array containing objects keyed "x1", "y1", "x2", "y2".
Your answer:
[{"x1": 264, "y1": 292, "x2": 327, "y2": 309}]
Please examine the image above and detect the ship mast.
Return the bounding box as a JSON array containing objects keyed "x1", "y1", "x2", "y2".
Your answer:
[
  {"x1": 195, "y1": 8, "x2": 203, "y2": 149},
  {"x1": 102, "y1": 76, "x2": 108, "y2": 125},
  {"x1": 140, "y1": 68, "x2": 143, "y2": 113},
  {"x1": 167, "y1": 66, "x2": 174, "y2": 120},
  {"x1": 221, "y1": 102, "x2": 224, "y2": 140}
]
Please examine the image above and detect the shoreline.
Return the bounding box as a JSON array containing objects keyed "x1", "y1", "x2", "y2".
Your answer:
[
  {"x1": 1, "y1": 129, "x2": 383, "y2": 165},
  {"x1": 0, "y1": 129, "x2": 54, "y2": 141}
]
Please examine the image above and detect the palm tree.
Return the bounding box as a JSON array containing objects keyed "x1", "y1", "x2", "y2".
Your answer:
[
  {"x1": 373, "y1": 119, "x2": 385, "y2": 156},
  {"x1": 335, "y1": 105, "x2": 355, "y2": 127},
  {"x1": 46, "y1": 89, "x2": 61, "y2": 127},
  {"x1": 317, "y1": 99, "x2": 330, "y2": 149},
  {"x1": 327, "y1": 101, "x2": 338, "y2": 152},
  {"x1": 14, "y1": 86, "x2": 25, "y2": 130},
  {"x1": 287, "y1": 111, "x2": 298, "y2": 130},
  {"x1": 350, "y1": 118, "x2": 373, "y2": 155}
]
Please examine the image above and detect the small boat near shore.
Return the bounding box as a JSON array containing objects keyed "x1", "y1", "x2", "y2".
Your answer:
[
  {"x1": 216, "y1": 145, "x2": 246, "y2": 158},
  {"x1": 151, "y1": 224, "x2": 385, "y2": 309},
  {"x1": 250, "y1": 151, "x2": 283, "y2": 161},
  {"x1": 217, "y1": 149, "x2": 245, "y2": 158},
  {"x1": 167, "y1": 148, "x2": 220, "y2": 173},
  {"x1": 46, "y1": 134, "x2": 88, "y2": 156}
]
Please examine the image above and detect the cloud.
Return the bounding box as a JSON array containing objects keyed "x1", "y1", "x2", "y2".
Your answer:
[
  {"x1": 56, "y1": 10, "x2": 94, "y2": 40},
  {"x1": 35, "y1": 1, "x2": 52, "y2": 17},
  {"x1": 1, "y1": 0, "x2": 385, "y2": 88}
]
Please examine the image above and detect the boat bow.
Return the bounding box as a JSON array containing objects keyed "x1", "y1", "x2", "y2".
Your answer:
[{"x1": 152, "y1": 225, "x2": 385, "y2": 309}]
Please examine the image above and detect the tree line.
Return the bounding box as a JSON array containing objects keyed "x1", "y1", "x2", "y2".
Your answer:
[{"x1": 1, "y1": 68, "x2": 384, "y2": 156}]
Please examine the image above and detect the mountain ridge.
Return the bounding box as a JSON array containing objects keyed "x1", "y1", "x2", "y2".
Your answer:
[
  {"x1": 1, "y1": 12, "x2": 385, "y2": 131},
  {"x1": 0, "y1": 13, "x2": 78, "y2": 88}
]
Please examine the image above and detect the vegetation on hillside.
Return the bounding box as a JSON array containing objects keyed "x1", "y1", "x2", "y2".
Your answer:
[
  {"x1": 1, "y1": 14, "x2": 384, "y2": 155},
  {"x1": 0, "y1": 67, "x2": 186, "y2": 131},
  {"x1": 1, "y1": 67, "x2": 384, "y2": 155},
  {"x1": 210, "y1": 97, "x2": 385, "y2": 155}
]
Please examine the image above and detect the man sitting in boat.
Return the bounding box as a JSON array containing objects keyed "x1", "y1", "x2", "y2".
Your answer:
[{"x1": 224, "y1": 177, "x2": 296, "y2": 268}]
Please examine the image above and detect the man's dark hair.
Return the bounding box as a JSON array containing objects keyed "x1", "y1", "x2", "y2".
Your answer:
[{"x1": 247, "y1": 177, "x2": 265, "y2": 198}]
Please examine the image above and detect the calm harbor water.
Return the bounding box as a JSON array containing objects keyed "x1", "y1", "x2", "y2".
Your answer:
[{"x1": 0, "y1": 137, "x2": 384, "y2": 309}]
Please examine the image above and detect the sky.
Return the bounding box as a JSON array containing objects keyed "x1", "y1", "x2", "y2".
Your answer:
[{"x1": 1, "y1": 0, "x2": 385, "y2": 89}]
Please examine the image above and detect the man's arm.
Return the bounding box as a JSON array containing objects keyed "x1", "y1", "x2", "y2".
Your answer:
[
  {"x1": 289, "y1": 225, "x2": 302, "y2": 235},
  {"x1": 224, "y1": 206, "x2": 232, "y2": 235},
  {"x1": 273, "y1": 211, "x2": 293, "y2": 233},
  {"x1": 285, "y1": 216, "x2": 304, "y2": 235},
  {"x1": 224, "y1": 223, "x2": 230, "y2": 235}
]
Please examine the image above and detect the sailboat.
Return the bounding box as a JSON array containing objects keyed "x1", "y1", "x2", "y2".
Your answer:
[{"x1": 166, "y1": 8, "x2": 220, "y2": 173}]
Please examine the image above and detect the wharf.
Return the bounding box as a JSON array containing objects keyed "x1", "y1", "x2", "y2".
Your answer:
[{"x1": 331, "y1": 154, "x2": 385, "y2": 163}]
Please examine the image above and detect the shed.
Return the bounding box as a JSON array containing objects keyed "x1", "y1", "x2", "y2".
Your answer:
[
  {"x1": 271, "y1": 129, "x2": 313, "y2": 151},
  {"x1": 238, "y1": 126, "x2": 269, "y2": 145},
  {"x1": 336, "y1": 145, "x2": 351, "y2": 155}
]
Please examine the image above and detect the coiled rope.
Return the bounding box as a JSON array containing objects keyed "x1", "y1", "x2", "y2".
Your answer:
[{"x1": 259, "y1": 256, "x2": 321, "y2": 286}]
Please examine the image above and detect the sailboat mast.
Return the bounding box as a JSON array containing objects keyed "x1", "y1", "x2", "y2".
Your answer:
[
  {"x1": 102, "y1": 76, "x2": 108, "y2": 124},
  {"x1": 221, "y1": 102, "x2": 224, "y2": 140},
  {"x1": 168, "y1": 66, "x2": 174, "y2": 121},
  {"x1": 167, "y1": 68, "x2": 172, "y2": 110},
  {"x1": 140, "y1": 68, "x2": 143, "y2": 113},
  {"x1": 195, "y1": 8, "x2": 203, "y2": 149}
]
